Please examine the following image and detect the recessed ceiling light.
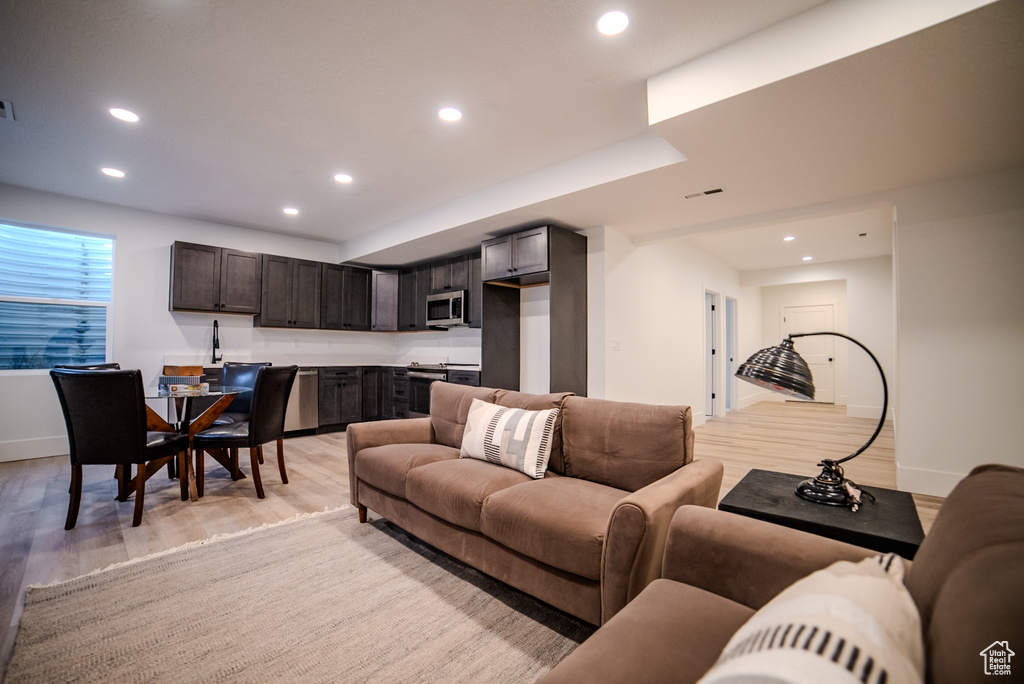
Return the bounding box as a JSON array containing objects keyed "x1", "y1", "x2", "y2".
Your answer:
[
  {"x1": 334, "y1": 173, "x2": 353, "y2": 184},
  {"x1": 784, "y1": 236, "x2": 796, "y2": 241},
  {"x1": 109, "y1": 107, "x2": 139, "y2": 123},
  {"x1": 597, "y1": 11, "x2": 629, "y2": 36},
  {"x1": 438, "y1": 107, "x2": 462, "y2": 122},
  {"x1": 283, "y1": 207, "x2": 299, "y2": 216},
  {"x1": 101, "y1": 167, "x2": 125, "y2": 178},
  {"x1": 802, "y1": 256, "x2": 813, "y2": 261}
]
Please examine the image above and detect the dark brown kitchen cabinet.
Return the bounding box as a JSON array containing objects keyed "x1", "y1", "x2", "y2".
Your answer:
[
  {"x1": 321, "y1": 264, "x2": 370, "y2": 331},
  {"x1": 170, "y1": 241, "x2": 262, "y2": 314},
  {"x1": 398, "y1": 263, "x2": 430, "y2": 331},
  {"x1": 430, "y1": 254, "x2": 469, "y2": 294},
  {"x1": 361, "y1": 366, "x2": 382, "y2": 420},
  {"x1": 318, "y1": 367, "x2": 362, "y2": 427},
  {"x1": 385, "y1": 367, "x2": 409, "y2": 418},
  {"x1": 467, "y1": 252, "x2": 482, "y2": 329},
  {"x1": 370, "y1": 270, "x2": 399, "y2": 332},
  {"x1": 256, "y1": 255, "x2": 322, "y2": 328},
  {"x1": 480, "y1": 226, "x2": 549, "y2": 284}
]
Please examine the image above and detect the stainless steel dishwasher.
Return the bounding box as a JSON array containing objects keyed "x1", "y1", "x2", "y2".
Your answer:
[{"x1": 284, "y1": 368, "x2": 319, "y2": 432}]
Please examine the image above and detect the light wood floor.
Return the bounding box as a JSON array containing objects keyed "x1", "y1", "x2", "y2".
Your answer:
[{"x1": 0, "y1": 401, "x2": 944, "y2": 678}]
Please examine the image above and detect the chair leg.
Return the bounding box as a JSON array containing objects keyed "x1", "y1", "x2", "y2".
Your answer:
[
  {"x1": 358, "y1": 504, "x2": 367, "y2": 524},
  {"x1": 178, "y1": 450, "x2": 189, "y2": 501},
  {"x1": 230, "y1": 448, "x2": 241, "y2": 480},
  {"x1": 249, "y1": 447, "x2": 265, "y2": 499},
  {"x1": 132, "y1": 463, "x2": 146, "y2": 527},
  {"x1": 276, "y1": 438, "x2": 288, "y2": 484},
  {"x1": 65, "y1": 464, "x2": 83, "y2": 530},
  {"x1": 116, "y1": 464, "x2": 130, "y2": 502},
  {"x1": 195, "y1": 447, "x2": 205, "y2": 498}
]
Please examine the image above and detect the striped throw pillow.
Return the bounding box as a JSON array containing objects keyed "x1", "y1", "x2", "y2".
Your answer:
[
  {"x1": 697, "y1": 553, "x2": 923, "y2": 684},
  {"x1": 460, "y1": 398, "x2": 559, "y2": 479}
]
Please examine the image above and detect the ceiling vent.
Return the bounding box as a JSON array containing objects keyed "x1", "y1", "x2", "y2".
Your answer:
[
  {"x1": 0, "y1": 100, "x2": 14, "y2": 122},
  {"x1": 683, "y1": 187, "x2": 723, "y2": 200}
]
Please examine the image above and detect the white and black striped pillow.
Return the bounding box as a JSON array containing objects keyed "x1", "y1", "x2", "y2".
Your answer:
[
  {"x1": 698, "y1": 553, "x2": 923, "y2": 684},
  {"x1": 460, "y1": 398, "x2": 559, "y2": 479}
]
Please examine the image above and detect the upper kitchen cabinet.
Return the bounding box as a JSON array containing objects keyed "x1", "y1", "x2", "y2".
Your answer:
[
  {"x1": 398, "y1": 263, "x2": 430, "y2": 331},
  {"x1": 430, "y1": 254, "x2": 469, "y2": 294},
  {"x1": 170, "y1": 241, "x2": 262, "y2": 314},
  {"x1": 370, "y1": 270, "x2": 399, "y2": 332},
  {"x1": 480, "y1": 226, "x2": 549, "y2": 285},
  {"x1": 321, "y1": 264, "x2": 371, "y2": 331},
  {"x1": 256, "y1": 255, "x2": 322, "y2": 328}
]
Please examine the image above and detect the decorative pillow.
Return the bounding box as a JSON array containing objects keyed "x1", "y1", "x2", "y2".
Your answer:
[
  {"x1": 698, "y1": 553, "x2": 924, "y2": 684},
  {"x1": 459, "y1": 398, "x2": 559, "y2": 479}
]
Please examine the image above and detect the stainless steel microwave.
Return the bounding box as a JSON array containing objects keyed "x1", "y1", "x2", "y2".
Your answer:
[{"x1": 426, "y1": 290, "x2": 467, "y2": 327}]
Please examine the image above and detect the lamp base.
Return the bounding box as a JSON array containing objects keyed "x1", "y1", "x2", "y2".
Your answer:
[{"x1": 795, "y1": 463, "x2": 850, "y2": 506}]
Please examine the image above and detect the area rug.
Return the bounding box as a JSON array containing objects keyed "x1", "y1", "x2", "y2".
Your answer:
[{"x1": 5, "y1": 506, "x2": 594, "y2": 683}]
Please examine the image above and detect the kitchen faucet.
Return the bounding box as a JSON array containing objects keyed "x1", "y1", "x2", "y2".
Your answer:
[{"x1": 212, "y1": 319, "x2": 222, "y2": 363}]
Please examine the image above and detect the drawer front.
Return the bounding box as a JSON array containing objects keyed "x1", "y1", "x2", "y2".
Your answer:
[
  {"x1": 447, "y1": 370, "x2": 480, "y2": 387},
  {"x1": 392, "y1": 379, "x2": 409, "y2": 401}
]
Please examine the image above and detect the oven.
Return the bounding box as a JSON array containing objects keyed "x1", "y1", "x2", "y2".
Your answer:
[{"x1": 408, "y1": 369, "x2": 446, "y2": 417}]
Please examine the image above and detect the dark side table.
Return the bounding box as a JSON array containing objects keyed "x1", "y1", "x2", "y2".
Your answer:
[{"x1": 718, "y1": 469, "x2": 925, "y2": 559}]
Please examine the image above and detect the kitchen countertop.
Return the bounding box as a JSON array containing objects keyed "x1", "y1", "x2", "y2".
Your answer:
[{"x1": 163, "y1": 355, "x2": 480, "y2": 371}]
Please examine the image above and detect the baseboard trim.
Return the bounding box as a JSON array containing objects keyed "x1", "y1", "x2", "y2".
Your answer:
[
  {"x1": 897, "y1": 465, "x2": 966, "y2": 498},
  {"x1": 0, "y1": 436, "x2": 67, "y2": 463}
]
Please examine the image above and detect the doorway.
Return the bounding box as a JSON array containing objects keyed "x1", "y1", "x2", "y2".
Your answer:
[
  {"x1": 705, "y1": 291, "x2": 719, "y2": 418},
  {"x1": 782, "y1": 304, "x2": 835, "y2": 403},
  {"x1": 725, "y1": 297, "x2": 737, "y2": 411}
]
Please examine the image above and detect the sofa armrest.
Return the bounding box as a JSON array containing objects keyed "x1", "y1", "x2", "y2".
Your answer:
[
  {"x1": 345, "y1": 417, "x2": 434, "y2": 507},
  {"x1": 600, "y1": 457, "x2": 724, "y2": 624},
  {"x1": 661, "y1": 505, "x2": 878, "y2": 610}
]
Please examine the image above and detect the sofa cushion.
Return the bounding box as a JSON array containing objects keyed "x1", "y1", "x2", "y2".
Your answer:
[
  {"x1": 697, "y1": 553, "x2": 923, "y2": 684},
  {"x1": 561, "y1": 396, "x2": 693, "y2": 492},
  {"x1": 430, "y1": 382, "x2": 499, "y2": 449},
  {"x1": 460, "y1": 398, "x2": 560, "y2": 479},
  {"x1": 480, "y1": 477, "x2": 627, "y2": 580},
  {"x1": 905, "y1": 464, "x2": 1024, "y2": 632},
  {"x1": 538, "y1": 579, "x2": 754, "y2": 684},
  {"x1": 354, "y1": 443, "x2": 460, "y2": 499},
  {"x1": 493, "y1": 389, "x2": 572, "y2": 474},
  {"x1": 406, "y1": 459, "x2": 533, "y2": 531}
]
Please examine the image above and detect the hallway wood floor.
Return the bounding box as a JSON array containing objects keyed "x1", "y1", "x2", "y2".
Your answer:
[{"x1": 0, "y1": 401, "x2": 943, "y2": 678}]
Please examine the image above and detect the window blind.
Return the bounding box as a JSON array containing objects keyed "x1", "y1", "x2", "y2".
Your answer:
[{"x1": 0, "y1": 223, "x2": 113, "y2": 370}]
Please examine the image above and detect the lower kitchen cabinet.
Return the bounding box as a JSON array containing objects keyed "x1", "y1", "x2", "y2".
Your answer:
[
  {"x1": 448, "y1": 370, "x2": 481, "y2": 387},
  {"x1": 318, "y1": 367, "x2": 362, "y2": 428}
]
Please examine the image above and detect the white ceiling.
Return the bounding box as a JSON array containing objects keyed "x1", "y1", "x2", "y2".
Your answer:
[{"x1": 1, "y1": 0, "x2": 1022, "y2": 272}]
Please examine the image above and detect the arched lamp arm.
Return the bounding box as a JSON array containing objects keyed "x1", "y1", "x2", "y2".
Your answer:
[{"x1": 789, "y1": 332, "x2": 888, "y2": 465}]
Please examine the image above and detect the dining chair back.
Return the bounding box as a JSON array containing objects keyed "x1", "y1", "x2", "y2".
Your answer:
[
  {"x1": 215, "y1": 361, "x2": 271, "y2": 423},
  {"x1": 53, "y1": 362, "x2": 121, "y2": 370},
  {"x1": 50, "y1": 368, "x2": 190, "y2": 528},
  {"x1": 193, "y1": 365, "x2": 298, "y2": 499}
]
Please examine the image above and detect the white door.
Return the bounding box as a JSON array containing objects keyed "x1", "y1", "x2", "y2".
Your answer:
[{"x1": 782, "y1": 304, "x2": 835, "y2": 403}]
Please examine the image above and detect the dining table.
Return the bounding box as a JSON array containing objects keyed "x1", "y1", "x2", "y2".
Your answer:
[{"x1": 145, "y1": 385, "x2": 252, "y2": 501}]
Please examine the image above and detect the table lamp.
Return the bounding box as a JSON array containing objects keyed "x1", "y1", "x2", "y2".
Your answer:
[{"x1": 734, "y1": 332, "x2": 888, "y2": 509}]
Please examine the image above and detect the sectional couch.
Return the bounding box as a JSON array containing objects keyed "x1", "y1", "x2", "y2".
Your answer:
[
  {"x1": 346, "y1": 381, "x2": 724, "y2": 625},
  {"x1": 540, "y1": 464, "x2": 1024, "y2": 683}
]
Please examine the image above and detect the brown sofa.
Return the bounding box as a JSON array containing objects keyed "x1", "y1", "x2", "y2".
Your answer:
[
  {"x1": 540, "y1": 464, "x2": 1024, "y2": 683},
  {"x1": 346, "y1": 381, "x2": 724, "y2": 625}
]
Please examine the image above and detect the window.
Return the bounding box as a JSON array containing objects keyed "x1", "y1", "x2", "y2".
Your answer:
[{"x1": 0, "y1": 223, "x2": 113, "y2": 370}]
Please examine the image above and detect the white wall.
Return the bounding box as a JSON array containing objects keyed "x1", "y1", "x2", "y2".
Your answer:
[
  {"x1": 597, "y1": 226, "x2": 750, "y2": 425},
  {"x1": 741, "y1": 256, "x2": 894, "y2": 420},
  {"x1": 0, "y1": 184, "x2": 408, "y2": 462},
  {"x1": 891, "y1": 168, "x2": 1024, "y2": 495}
]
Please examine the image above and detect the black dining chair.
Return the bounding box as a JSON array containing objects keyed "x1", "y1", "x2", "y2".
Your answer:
[
  {"x1": 193, "y1": 365, "x2": 298, "y2": 499},
  {"x1": 213, "y1": 361, "x2": 271, "y2": 425},
  {"x1": 50, "y1": 368, "x2": 191, "y2": 528}
]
